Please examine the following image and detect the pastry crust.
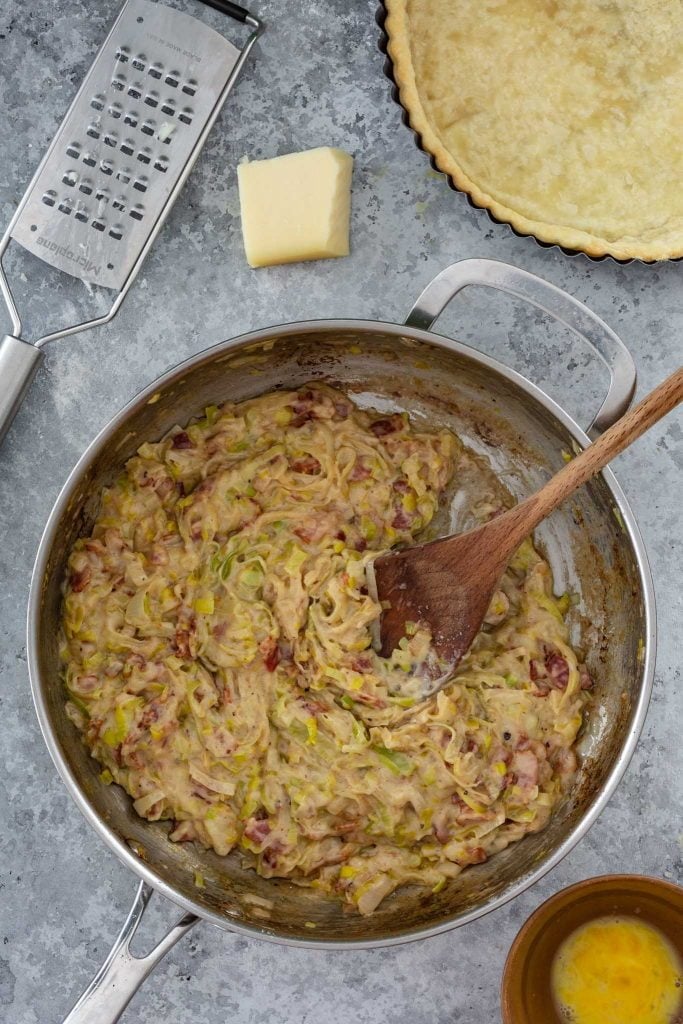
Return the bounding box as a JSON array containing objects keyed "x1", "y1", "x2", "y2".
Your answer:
[{"x1": 385, "y1": 0, "x2": 683, "y2": 261}]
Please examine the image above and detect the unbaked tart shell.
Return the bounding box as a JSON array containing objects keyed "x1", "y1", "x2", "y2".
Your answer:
[{"x1": 381, "y1": 0, "x2": 683, "y2": 263}]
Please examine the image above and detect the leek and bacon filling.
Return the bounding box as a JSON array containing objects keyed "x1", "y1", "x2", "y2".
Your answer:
[{"x1": 61, "y1": 385, "x2": 590, "y2": 915}]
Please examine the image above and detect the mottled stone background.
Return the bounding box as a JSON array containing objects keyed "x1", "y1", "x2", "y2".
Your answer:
[{"x1": 0, "y1": 1, "x2": 680, "y2": 1021}]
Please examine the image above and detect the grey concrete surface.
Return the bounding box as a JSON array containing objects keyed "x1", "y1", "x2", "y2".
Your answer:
[{"x1": 0, "y1": 1, "x2": 681, "y2": 1022}]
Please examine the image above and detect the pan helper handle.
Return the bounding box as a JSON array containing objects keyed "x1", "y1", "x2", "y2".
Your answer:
[
  {"x1": 405, "y1": 258, "x2": 637, "y2": 439},
  {"x1": 61, "y1": 881, "x2": 197, "y2": 1024},
  {"x1": 0, "y1": 335, "x2": 43, "y2": 444}
]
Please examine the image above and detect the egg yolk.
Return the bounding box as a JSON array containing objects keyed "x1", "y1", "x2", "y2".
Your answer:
[{"x1": 552, "y1": 916, "x2": 682, "y2": 1024}]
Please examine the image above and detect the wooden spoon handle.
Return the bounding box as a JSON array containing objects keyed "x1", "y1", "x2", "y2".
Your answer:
[{"x1": 510, "y1": 367, "x2": 683, "y2": 543}]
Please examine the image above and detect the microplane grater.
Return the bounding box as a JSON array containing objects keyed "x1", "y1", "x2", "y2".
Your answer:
[{"x1": 0, "y1": 0, "x2": 263, "y2": 444}]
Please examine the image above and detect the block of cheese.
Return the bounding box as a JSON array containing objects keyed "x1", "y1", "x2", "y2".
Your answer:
[{"x1": 237, "y1": 147, "x2": 353, "y2": 268}]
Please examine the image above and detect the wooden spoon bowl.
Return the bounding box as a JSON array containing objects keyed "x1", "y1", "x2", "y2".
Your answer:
[{"x1": 373, "y1": 368, "x2": 683, "y2": 677}]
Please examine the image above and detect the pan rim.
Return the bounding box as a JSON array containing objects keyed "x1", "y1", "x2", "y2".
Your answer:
[{"x1": 26, "y1": 316, "x2": 657, "y2": 949}]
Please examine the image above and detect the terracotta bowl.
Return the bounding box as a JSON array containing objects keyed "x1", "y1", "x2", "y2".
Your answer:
[{"x1": 501, "y1": 874, "x2": 683, "y2": 1024}]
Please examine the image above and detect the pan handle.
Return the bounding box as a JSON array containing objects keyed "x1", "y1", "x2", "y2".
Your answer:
[
  {"x1": 404, "y1": 258, "x2": 636, "y2": 439},
  {"x1": 61, "y1": 881, "x2": 198, "y2": 1024}
]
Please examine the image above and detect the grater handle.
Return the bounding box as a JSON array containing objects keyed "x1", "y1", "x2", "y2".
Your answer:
[
  {"x1": 197, "y1": 0, "x2": 252, "y2": 21},
  {"x1": 0, "y1": 335, "x2": 43, "y2": 444}
]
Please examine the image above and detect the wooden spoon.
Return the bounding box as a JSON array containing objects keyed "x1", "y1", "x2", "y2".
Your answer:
[{"x1": 372, "y1": 368, "x2": 683, "y2": 673}]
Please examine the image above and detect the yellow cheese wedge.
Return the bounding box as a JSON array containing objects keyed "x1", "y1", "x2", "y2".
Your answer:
[{"x1": 237, "y1": 147, "x2": 353, "y2": 268}]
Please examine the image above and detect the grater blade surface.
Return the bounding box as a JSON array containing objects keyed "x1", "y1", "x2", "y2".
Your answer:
[{"x1": 10, "y1": 0, "x2": 241, "y2": 292}]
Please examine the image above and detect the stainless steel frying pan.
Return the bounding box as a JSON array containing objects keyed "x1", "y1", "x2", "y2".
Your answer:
[{"x1": 27, "y1": 259, "x2": 654, "y2": 1022}]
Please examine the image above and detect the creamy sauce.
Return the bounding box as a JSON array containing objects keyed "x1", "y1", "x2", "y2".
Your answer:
[
  {"x1": 552, "y1": 916, "x2": 682, "y2": 1024},
  {"x1": 60, "y1": 385, "x2": 590, "y2": 915}
]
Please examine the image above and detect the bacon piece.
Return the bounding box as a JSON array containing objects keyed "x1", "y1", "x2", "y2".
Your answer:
[
  {"x1": 174, "y1": 622, "x2": 196, "y2": 659},
  {"x1": 510, "y1": 749, "x2": 539, "y2": 793},
  {"x1": 140, "y1": 702, "x2": 161, "y2": 730},
  {"x1": 262, "y1": 839, "x2": 284, "y2": 868},
  {"x1": 333, "y1": 401, "x2": 349, "y2": 420},
  {"x1": 579, "y1": 664, "x2": 593, "y2": 690},
  {"x1": 392, "y1": 508, "x2": 411, "y2": 530},
  {"x1": 349, "y1": 460, "x2": 372, "y2": 481},
  {"x1": 468, "y1": 846, "x2": 488, "y2": 864},
  {"x1": 70, "y1": 566, "x2": 92, "y2": 592},
  {"x1": 545, "y1": 651, "x2": 569, "y2": 689},
  {"x1": 370, "y1": 414, "x2": 403, "y2": 437},
  {"x1": 154, "y1": 476, "x2": 175, "y2": 500},
  {"x1": 244, "y1": 817, "x2": 271, "y2": 845},
  {"x1": 260, "y1": 637, "x2": 281, "y2": 672},
  {"x1": 73, "y1": 674, "x2": 99, "y2": 694},
  {"x1": 350, "y1": 690, "x2": 387, "y2": 709},
  {"x1": 302, "y1": 698, "x2": 327, "y2": 714},
  {"x1": 148, "y1": 545, "x2": 169, "y2": 566},
  {"x1": 433, "y1": 821, "x2": 450, "y2": 845},
  {"x1": 350, "y1": 654, "x2": 372, "y2": 673},
  {"x1": 550, "y1": 746, "x2": 577, "y2": 779},
  {"x1": 290, "y1": 455, "x2": 321, "y2": 475},
  {"x1": 392, "y1": 477, "x2": 410, "y2": 494},
  {"x1": 171, "y1": 431, "x2": 193, "y2": 450}
]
